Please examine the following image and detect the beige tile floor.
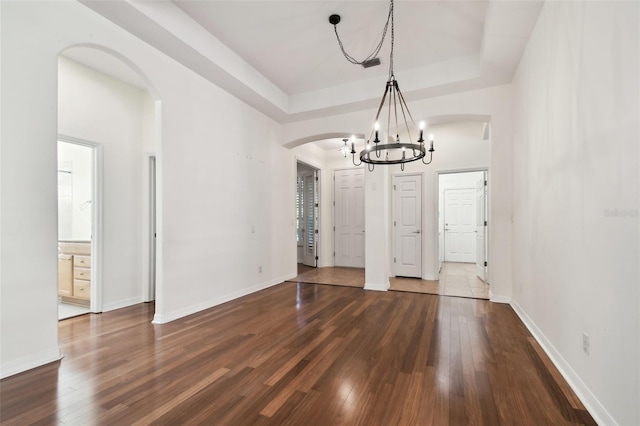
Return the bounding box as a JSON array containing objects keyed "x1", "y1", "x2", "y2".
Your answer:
[
  {"x1": 391, "y1": 262, "x2": 489, "y2": 299},
  {"x1": 290, "y1": 262, "x2": 489, "y2": 300}
]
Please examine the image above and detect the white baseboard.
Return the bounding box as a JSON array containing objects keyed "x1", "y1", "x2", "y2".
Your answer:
[
  {"x1": 103, "y1": 296, "x2": 144, "y2": 313},
  {"x1": 0, "y1": 347, "x2": 62, "y2": 379},
  {"x1": 510, "y1": 299, "x2": 617, "y2": 426},
  {"x1": 489, "y1": 291, "x2": 511, "y2": 304},
  {"x1": 364, "y1": 280, "x2": 389, "y2": 292},
  {"x1": 152, "y1": 273, "x2": 295, "y2": 324},
  {"x1": 422, "y1": 274, "x2": 437, "y2": 281}
]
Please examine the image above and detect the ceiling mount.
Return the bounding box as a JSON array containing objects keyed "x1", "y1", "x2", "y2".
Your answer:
[
  {"x1": 328, "y1": 14, "x2": 341, "y2": 25},
  {"x1": 361, "y1": 58, "x2": 381, "y2": 68}
]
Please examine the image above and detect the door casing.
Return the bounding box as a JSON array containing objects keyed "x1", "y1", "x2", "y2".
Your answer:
[
  {"x1": 435, "y1": 168, "x2": 489, "y2": 282},
  {"x1": 58, "y1": 135, "x2": 103, "y2": 313}
]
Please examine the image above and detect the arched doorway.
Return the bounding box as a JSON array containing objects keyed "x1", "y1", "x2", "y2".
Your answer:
[{"x1": 57, "y1": 45, "x2": 162, "y2": 320}]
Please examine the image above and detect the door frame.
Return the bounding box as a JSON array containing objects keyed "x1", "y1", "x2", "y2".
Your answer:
[
  {"x1": 474, "y1": 175, "x2": 488, "y2": 282},
  {"x1": 391, "y1": 172, "x2": 424, "y2": 278},
  {"x1": 58, "y1": 135, "x2": 103, "y2": 313},
  {"x1": 435, "y1": 167, "x2": 489, "y2": 282},
  {"x1": 295, "y1": 159, "x2": 321, "y2": 268},
  {"x1": 144, "y1": 154, "x2": 157, "y2": 302}
]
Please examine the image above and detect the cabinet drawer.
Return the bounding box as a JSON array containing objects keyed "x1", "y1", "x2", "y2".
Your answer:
[
  {"x1": 74, "y1": 267, "x2": 91, "y2": 281},
  {"x1": 74, "y1": 255, "x2": 91, "y2": 269},
  {"x1": 74, "y1": 280, "x2": 91, "y2": 300}
]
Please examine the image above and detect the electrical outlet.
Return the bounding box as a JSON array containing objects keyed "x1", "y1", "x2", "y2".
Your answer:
[
  {"x1": 258, "y1": 266, "x2": 262, "y2": 273},
  {"x1": 582, "y1": 332, "x2": 590, "y2": 355}
]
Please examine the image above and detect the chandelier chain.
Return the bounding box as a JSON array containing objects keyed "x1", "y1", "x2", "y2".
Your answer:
[
  {"x1": 331, "y1": 1, "x2": 393, "y2": 66},
  {"x1": 389, "y1": 0, "x2": 394, "y2": 78}
]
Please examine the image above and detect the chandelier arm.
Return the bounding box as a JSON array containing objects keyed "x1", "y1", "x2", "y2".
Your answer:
[
  {"x1": 395, "y1": 85, "x2": 418, "y2": 134},
  {"x1": 392, "y1": 82, "x2": 400, "y2": 141},
  {"x1": 379, "y1": 83, "x2": 391, "y2": 158},
  {"x1": 372, "y1": 82, "x2": 390, "y2": 142},
  {"x1": 421, "y1": 151, "x2": 433, "y2": 165},
  {"x1": 386, "y1": 81, "x2": 393, "y2": 142},
  {"x1": 396, "y1": 87, "x2": 413, "y2": 142},
  {"x1": 368, "y1": 163, "x2": 375, "y2": 172}
]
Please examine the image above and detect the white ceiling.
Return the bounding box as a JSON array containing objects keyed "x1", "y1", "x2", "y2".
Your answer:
[
  {"x1": 173, "y1": 1, "x2": 488, "y2": 95},
  {"x1": 78, "y1": 0, "x2": 543, "y2": 122}
]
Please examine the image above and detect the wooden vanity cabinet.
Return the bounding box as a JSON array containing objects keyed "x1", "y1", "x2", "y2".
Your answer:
[{"x1": 58, "y1": 242, "x2": 91, "y2": 305}]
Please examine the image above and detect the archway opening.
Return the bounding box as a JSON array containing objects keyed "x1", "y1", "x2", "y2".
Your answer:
[{"x1": 56, "y1": 45, "x2": 161, "y2": 323}]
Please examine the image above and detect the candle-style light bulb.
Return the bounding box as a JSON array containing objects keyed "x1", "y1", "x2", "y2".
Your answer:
[
  {"x1": 418, "y1": 121, "x2": 425, "y2": 143},
  {"x1": 429, "y1": 133, "x2": 434, "y2": 151},
  {"x1": 374, "y1": 122, "x2": 380, "y2": 143},
  {"x1": 401, "y1": 146, "x2": 406, "y2": 160}
]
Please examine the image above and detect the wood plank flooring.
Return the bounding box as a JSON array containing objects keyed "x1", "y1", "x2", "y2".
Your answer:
[{"x1": 0, "y1": 282, "x2": 595, "y2": 425}]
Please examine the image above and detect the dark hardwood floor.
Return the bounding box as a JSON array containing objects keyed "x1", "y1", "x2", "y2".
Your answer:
[{"x1": 1, "y1": 282, "x2": 595, "y2": 425}]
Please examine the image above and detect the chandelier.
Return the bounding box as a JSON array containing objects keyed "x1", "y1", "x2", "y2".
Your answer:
[{"x1": 329, "y1": 0, "x2": 434, "y2": 171}]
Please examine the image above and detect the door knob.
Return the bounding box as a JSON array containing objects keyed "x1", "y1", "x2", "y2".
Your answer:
[{"x1": 412, "y1": 230, "x2": 421, "y2": 234}]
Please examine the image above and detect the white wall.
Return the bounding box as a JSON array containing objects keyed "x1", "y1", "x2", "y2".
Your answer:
[
  {"x1": 59, "y1": 57, "x2": 145, "y2": 311},
  {"x1": 282, "y1": 85, "x2": 513, "y2": 300},
  {"x1": 1, "y1": 1, "x2": 296, "y2": 377},
  {"x1": 386, "y1": 122, "x2": 490, "y2": 280},
  {"x1": 510, "y1": 1, "x2": 639, "y2": 424},
  {"x1": 291, "y1": 123, "x2": 489, "y2": 282}
]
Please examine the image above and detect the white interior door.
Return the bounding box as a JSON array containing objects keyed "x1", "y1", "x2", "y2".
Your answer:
[
  {"x1": 302, "y1": 173, "x2": 318, "y2": 267},
  {"x1": 475, "y1": 177, "x2": 487, "y2": 280},
  {"x1": 393, "y1": 174, "x2": 422, "y2": 278},
  {"x1": 444, "y1": 188, "x2": 476, "y2": 263},
  {"x1": 334, "y1": 169, "x2": 365, "y2": 268}
]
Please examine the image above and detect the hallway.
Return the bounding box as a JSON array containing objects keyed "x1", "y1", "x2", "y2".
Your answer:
[{"x1": 290, "y1": 262, "x2": 489, "y2": 300}]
